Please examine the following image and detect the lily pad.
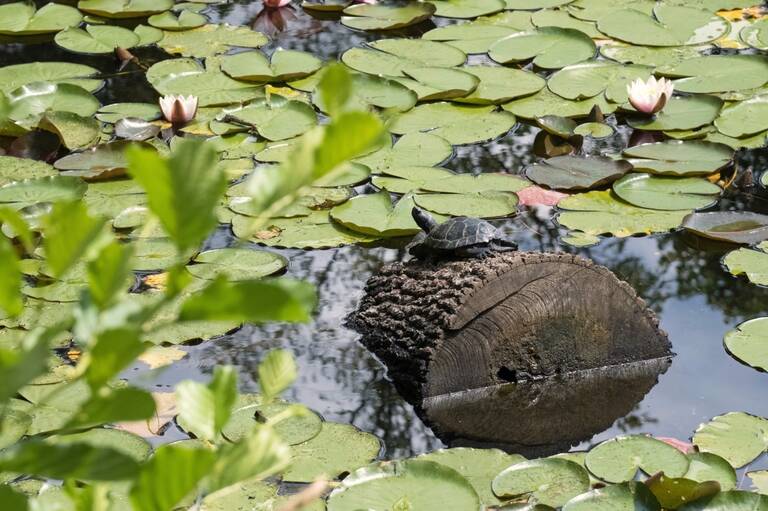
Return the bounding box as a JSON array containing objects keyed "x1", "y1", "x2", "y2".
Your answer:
[
  {"x1": 213, "y1": 99, "x2": 316, "y2": 141},
  {"x1": 531, "y1": 8, "x2": 601, "y2": 37},
  {"x1": 6, "y1": 82, "x2": 100, "y2": 122},
  {"x1": 715, "y1": 96, "x2": 768, "y2": 138},
  {"x1": 547, "y1": 61, "x2": 652, "y2": 103},
  {"x1": 628, "y1": 95, "x2": 722, "y2": 132},
  {"x1": 341, "y1": 39, "x2": 466, "y2": 77},
  {"x1": 341, "y1": 3, "x2": 435, "y2": 30},
  {"x1": 330, "y1": 192, "x2": 421, "y2": 237},
  {"x1": 749, "y1": 471, "x2": 768, "y2": 494},
  {"x1": 489, "y1": 27, "x2": 596, "y2": 70},
  {"x1": 49, "y1": 428, "x2": 152, "y2": 463},
  {"x1": 455, "y1": 66, "x2": 545, "y2": 105},
  {"x1": 677, "y1": 491, "x2": 768, "y2": 510},
  {"x1": 526, "y1": 155, "x2": 632, "y2": 191},
  {"x1": 432, "y1": 0, "x2": 505, "y2": 18},
  {"x1": 693, "y1": 412, "x2": 768, "y2": 468},
  {"x1": 221, "y1": 49, "x2": 322, "y2": 83},
  {"x1": 612, "y1": 173, "x2": 720, "y2": 211},
  {"x1": 600, "y1": 44, "x2": 707, "y2": 68},
  {"x1": 504, "y1": 87, "x2": 616, "y2": 119},
  {"x1": 622, "y1": 140, "x2": 732, "y2": 177},
  {"x1": 148, "y1": 10, "x2": 207, "y2": 31},
  {"x1": 492, "y1": 458, "x2": 590, "y2": 508},
  {"x1": 355, "y1": 133, "x2": 452, "y2": 173},
  {"x1": 54, "y1": 140, "x2": 151, "y2": 179},
  {"x1": 741, "y1": 18, "x2": 768, "y2": 51},
  {"x1": 187, "y1": 248, "x2": 287, "y2": 281},
  {"x1": 684, "y1": 452, "x2": 737, "y2": 491},
  {"x1": 78, "y1": 0, "x2": 174, "y2": 18},
  {"x1": 723, "y1": 242, "x2": 768, "y2": 285},
  {"x1": 221, "y1": 401, "x2": 322, "y2": 445},
  {"x1": 0, "y1": 155, "x2": 56, "y2": 186},
  {"x1": 724, "y1": 317, "x2": 768, "y2": 372},
  {"x1": 326, "y1": 460, "x2": 481, "y2": 511},
  {"x1": 39, "y1": 111, "x2": 101, "y2": 150},
  {"x1": 0, "y1": 62, "x2": 102, "y2": 94},
  {"x1": 657, "y1": 55, "x2": 768, "y2": 94},
  {"x1": 562, "y1": 482, "x2": 660, "y2": 511},
  {"x1": 392, "y1": 67, "x2": 479, "y2": 101},
  {"x1": 573, "y1": 122, "x2": 613, "y2": 138},
  {"x1": 55, "y1": 25, "x2": 140, "y2": 54},
  {"x1": 558, "y1": 190, "x2": 690, "y2": 237},
  {"x1": 388, "y1": 102, "x2": 515, "y2": 145},
  {"x1": 0, "y1": 2, "x2": 82, "y2": 35},
  {"x1": 585, "y1": 435, "x2": 690, "y2": 483},
  {"x1": 96, "y1": 103, "x2": 161, "y2": 123},
  {"x1": 283, "y1": 422, "x2": 381, "y2": 482},
  {"x1": 0, "y1": 176, "x2": 86, "y2": 206},
  {"x1": 422, "y1": 23, "x2": 518, "y2": 54},
  {"x1": 159, "y1": 24, "x2": 268, "y2": 58},
  {"x1": 414, "y1": 191, "x2": 518, "y2": 217},
  {"x1": 681, "y1": 212, "x2": 768, "y2": 244}
]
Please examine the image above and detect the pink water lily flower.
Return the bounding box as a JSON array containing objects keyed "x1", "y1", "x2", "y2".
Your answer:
[
  {"x1": 159, "y1": 95, "x2": 198, "y2": 125},
  {"x1": 626, "y1": 76, "x2": 674, "y2": 115},
  {"x1": 264, "y1": 0, "x2": 291, "y2": 8}
]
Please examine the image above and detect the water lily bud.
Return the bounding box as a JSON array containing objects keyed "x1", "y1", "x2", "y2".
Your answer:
[
  {"x1": 159, "y1": 95, "x2": 198, "y2": 125},
  {"x1": 626, "y1": 76, "x2": 674, "y2": 115}
]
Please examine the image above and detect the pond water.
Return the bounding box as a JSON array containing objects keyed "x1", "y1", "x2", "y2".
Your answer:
[{"x1": 4, "y1": 0, "x2": 768, "y2": 477}]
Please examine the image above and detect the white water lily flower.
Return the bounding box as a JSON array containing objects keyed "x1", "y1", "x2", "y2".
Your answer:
[
  {"x1": 626, "y1": 76, "x2": 674, "y2": 115},
  {"x1": 159, "y1": 95, "x2": 198, "y2": 125}
]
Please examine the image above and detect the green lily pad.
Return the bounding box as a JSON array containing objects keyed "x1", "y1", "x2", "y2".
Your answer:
[
  {"x1": 294, "y1": 71, "x2": 416, "y2": 113},
  {"x1": 388, "y1": 102, "x2": 515, "y2": 145},
  {"x1": 568, "y1": 0, "x2": 655, "y2": 22},
  {"x1": 573, "y1": 122, "x2": 613, "y2": 138},
  {"x1": 186, "y1": 248, "x2": 287, "y2": 281},
  {"x1": 0, "y1": 175, "x2": 86, "y2": 206},
  {"x1": 130, "y1": 238, "x2": 188, "y2": 271},
  {"x1": 748, "y1": 470, "x2": 768, "y2": 494},
  {"x1": 628, "y1": 95, "x2": 723, "y2": 132},
  {"x1": 622, "y1": 140, "x2": 732, "y2": 177},
  {"x1": 54, "y1": 140, "x2": 151, "y2": 179},
  {"x1": 489, "y1": 27, "x2": 596, "y2": 70},
  {"x1": 414, "y1": 191, "x2": 518, "y2": 217},
  {"x1": 283, "y1": 422, "x2": 381, "y2": 482},
  {"x1": 507, "y1": 0, "x2": 573, "y2": 8},
  {"x1": 585, "y1": 435, "x2": 690, "y2": 483},
  {"x1": 212, "y1": 99, "x2": 316, "y2": 141},
  {"x1": 341, "y1": 3, "x2": 436, "y2": 30},
  {"x1": 596, "y1": 4, "x2": 730, "y2": 47},
  {"x1": 422, "y1": 23, "x2": 518, "y2": 54},
  {"x1": 221, "y1": 402, "x2": 322, "y2": 445},
  {"x1": 600, "y1": 44, "x2": 707, "y2": 68},
  {"x1": 531, "y1": 8, "x2": 601, "y2": 37},
  {"x1": 222, "y1": 49, "x2": 322, "y2": 83},
  {"x1": 492, "y1": 458, "x2": 590, "y2": 508},
  {"x1": 6, "y1": 82, "x2": 100, "y2": 122},
  {"x1": 96, "y1": 103, "x2": 161, "y2": 123},
  {"x1": 705, "y1": 129, "x2": 768, "y2": 150},
  {"x1": 39, "y1": 111, "x2": 101, "y2": 150},
  {"x1": 148, "y1": 10, "x2": 207, "y2": 31},
  {"x1": 684, "y1": 452, "x2": 737, "y2": 491},
  {"x1": 201, "y1": 480, "x2": 278, "y2": 511},
  {"x1": 681, "y1": 212, "x2": 768, "y2": 244},
  {"x1": 677, "y1": 490, "x2": 768, "y2": 510},
  {"x1": 504, "y1": 87, "x2": 617, "y2": 119},
  {"x1": 327, "y1": 459, "x2": 481, "y2": 511},
  {"x1": 159, "y1": 24, "x2": 268, "y2": 58},
  {"x1": 418, "y1": 448, "x2": 525, "y2": 506},
  {"x1": 55, "y1": 25, "x2": 140, "y2": 54},
  {"x1": 0, "y1": 2, "x2": 82, "y2": 35},
  {"x1": 724, "y1": 242, "x2": 768, "y2": 285},
  {"x1": 557, "y1": 190, "x2": 690, "y2": 237},
  {"x1": 454, "y1": 66, "x2": 545, "y2": 105},
  {"x1": 741, "y1": 18, "x2": 768, "y2": 50},
  {"x1": 355, "y1": 132, "x2": 452, "y2": 173},
  {"x1": 562, "y1": 482, "x2": 660, "y2": 511},
  {"x1": 715, "y1": 96, "x2": 768, "y2": 138},
  {"x1": 561, "y1": 230, "x2": 600, "y2": 247},
  {"x1": 392, "y1": 67, "x2": 479, "y2": 101},
  {"x1": 0, "y1": 155, "x2": 56, "y2": 186},
  {"x1": 646, "y1": 474, "x2": 720, "y2": 510},
  {"x1": 724, "y1": 317, "x2": 768, "y2": 372},
  {"x1": 228, "y1": 184, "x2": 350, "y2": 218},
  {"x1": 526, "y1": 155, "x2": 632, "y2": 191},
  {"x1": 547, "y1": 61, "x2": 652, "y2": 103},
  {"x1": 0, "y1": 409, "x2": 31, "y2": 450},
  {"x1": 341, "y1": 39, "x2": 466, "y2": 77},
  {"x1": 372, "y1": 166, "x2": 458, "y2": 193},
  {"x1": 657, "y1": 55, "x2": 768, "y2": 94},
  {"x1": 330, "y1": 192, "x2": 421, "y2": 237},
  {"x1": 693, "y1": 412, "x2": 768, "y2": 468},
  {"x1": 0, "y1": 62, "x2": 102, "y2": 94},
  {"x1": 416, "y1": 172, "x2": 528, "y2": 193},
  {"x1": 612, "y1": 173, "x2": 720, "y2": 211},
  {"x1": 429, "y1": 0, "x2": 504, "y2": 19},
  {"x1": 77, "y1": 0, "x2": 174, "y2": 18}
]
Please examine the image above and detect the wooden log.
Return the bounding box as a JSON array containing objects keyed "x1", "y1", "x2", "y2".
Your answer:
[{"x1": 348, "y1": 252, "x2": 672, "y2": 401}]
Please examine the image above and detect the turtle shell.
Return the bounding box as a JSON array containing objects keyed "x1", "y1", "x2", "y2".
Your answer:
[{"x1": 424, "y1": 216, "x2": 498, "y2": 250}]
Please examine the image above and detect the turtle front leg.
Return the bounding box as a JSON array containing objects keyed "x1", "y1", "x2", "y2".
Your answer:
[{"x1": 456, "y1": 245, "x2": 493, "y2": 259}]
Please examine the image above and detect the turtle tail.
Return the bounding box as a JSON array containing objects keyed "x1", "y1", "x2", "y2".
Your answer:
[{"x1": 412, "y1": 207, "x2": 437, "y2": 233}]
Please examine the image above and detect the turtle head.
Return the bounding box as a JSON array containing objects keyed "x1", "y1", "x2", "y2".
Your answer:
[{"x1": 412, "y1": 207, "x2": 438, "y2": 233}]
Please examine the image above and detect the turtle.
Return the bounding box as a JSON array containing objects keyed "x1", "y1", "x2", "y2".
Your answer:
[{"x1": 407, "y1": 207, "x2": 518, "y2": 259}]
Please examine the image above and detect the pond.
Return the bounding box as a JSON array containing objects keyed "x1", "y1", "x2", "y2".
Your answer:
[{"x1": 4, "y1": 0, "x2": 768, "y2": 508}]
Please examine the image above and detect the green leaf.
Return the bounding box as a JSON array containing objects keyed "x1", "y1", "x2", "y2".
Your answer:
[
  {"x1": 64, "y1": 387, "x2": 156, "y2": 430},
  {"x1": 677, "y1": 491, "x2": 768, "y2": 510},
  {"x1": 55, "y1": 25, "x2": 140, "y2": 54},
  {"x1": 77, "y1": 0, "x2": 174, "y2": 18},
  {"x1": 723, "y1": 242, "x2": 768, "y2": 285},
  {"x1": 628, "y1": 95, "x2": 723, "y2": 132},
  {"x1": 612, "y1": 174, "x2": 721, "y2": 211},
  {"x1": 685, "y1": 452, "x2": 737, "y2": 491},
  {"x1": 0, "y1": 62, "x2": 100, "y2": 95},
  {"x1": 341, "y1": 3, "x2": 436, "y2": 31},
  {"x1": 658, "y1": 55, "x2": 768, "y2": 94},
  {"x1": 562, "y1": 482, "x2": 660, "y2": 510},
  {"x1": 158, "y1": 24, "x2": 267, "y2": 58},
  {"x1": 176, "y1": 366, "x2": 237, "y2": 441},
  {"x1": 526, "y1": 155, "x2": 632, "y2": 191},
  {"x1": 585, "y1": 435, "x2": 690, "y2": 483},
  {"x1": 330, "y1": 192, "x2": 421, "y2": 237},
  {"x1": 317, "y1": 64, "x2": 353, "y2": 117},
  {"x1": 43, "y1": 201, "x2": 106, "y2": 279},
  {"x1": 492, "y1": 458, "x2": 590, "y2": 507},
  {"x1": 0, "y1": 329, "x2": 55, "y2": 402},
  {"x1": 489, "y1": 27, "x2": 596, "y2": 69},
  {"x1": 259, "y1": 349, "x2": 297, "y2": 403},
  {"x1": 85, "y1": 328, "x2": 147, "y2": 389},
  {"x1": 547, "y1": 61, "x2": 652, "y2": 103},
  {"x1": 127, "y1": 139, "x2": 226, "y2": 252},
  {"x1": 187, "y1": 248, "x2": 287, "y2": 281},
  {"x1": 221, "y1": 49, "x2": 322, "y2": 83},
  {"x1": 693, "y1": 412, "x2": 768, "y2": 468},
  {"x1": 682, "y1": 212, "x2": 768, "y2": 244},
  {"x1": 0, "y1": 235, "x2": 22, "y2": 316},
  {"x1": 724, "y1": 317, "x2": 768, "y2": 372},
  {"x1": 87, "y1": 241, "x2": 133, "y2": 309},
  {"x1": 0, "y1": 2, "x2": 82, "y2": 35}
]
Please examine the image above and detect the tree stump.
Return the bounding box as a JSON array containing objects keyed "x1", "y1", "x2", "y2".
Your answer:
[{"x1": 348, "y1": 252, "x2": 672, "y2": 401}]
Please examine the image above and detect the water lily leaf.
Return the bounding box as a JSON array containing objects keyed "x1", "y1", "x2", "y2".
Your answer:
[
  {"x1": 55, "y1": 25, "x2": 140, "y2": 54},
  {"x1": 78, "y1": 0, "x2": 174, "y2": 18},
  {"x1": 159, "y1": 24, "x2": 268, "y2": 58},
  {"x1": 628, "y1": 95, "x2": 722, "y2": 132},
  {"x1": 600, "y1": 44, "x2": 707, "y2": 68},
  {"x1": 392, "y1": 67, "x2": 479, "y2": 101},
  {"x1": 585, "y1": 435, "x2": 690, "y2": 483},
  {"x1": 148, "y1": 10, "x2": 207, "y2": 31},
  {"x1": 526, "y1": 155, "x2": 632, "y2": 191},
  {"x1": 0, "y1": 155, "x2": 56, "y2": 186},
  {"x1": 573, "y1": 122, "x2": 612, "y2": 138},
  {"x1": 657, "y1": 55, "x2": 768, "y2": 94},
  {"x1": 561, "y1": 230, "x2": 599, "y2": 246},
  {"x1": 454, "y1": 66, "x2": 545, "y2": 105},
  {"x1": 341, "y1": 39, "x2": 466, "y2": 77},
  {"x1": 489, "y1": 27, "x2": 595, "y2": 70},
  {"x1": 355, "y1": 132, "x2": 452, "y2": 173},
  {"x1": 6, "y1": 82, "x2": 100, "y2": 122},
  {"x1": 646, "y1": 474, "x2": 720, "y2": 510},
  {"x1": 326, "y1": 459, "x2": 481, "y2": 511},
  {"x1": 200, "y1": 480, "x2": 277, "y2": 510},
  {"x1": 622, "y1": 140, "x2": 732, "y2": 177},
  {"x1": 723, "y1": 242, "x2": 768, "y2": 285},
  {"x1": 39, "y1": 111, "x2": 101, "y2": 150},
  {"x1": 295, "y1": 71, "x2": 416, "y2": 113},
  {"x1": 612, "y1": 173, "x2": 720, "y2": 211},
  {"x1": 230, "y1": 184, "x2": 348, "y2": 217},
  {"x1": 221, "y1": 401, "x2": 322, "y2": 445},
  {"x1": 693, "y1": 412, "x2": 768, "y2": 468},
  {"x1": 557, "y1": 190, "x2": 690, "y2": 237},
  {"x1": 749, "y1": 470, "x2": 768, "y2": 494},
  {"x1": 330, "y1": 192, "x2": 421, "y2": 237},
  {"x1": 0, "y1": 409, "x2": 31, "y2": 450},
  {"x1": 96, "y1": 103, "x2": 161, "y2": 123},
  {"x1": 681, "y1": 212, "x2": 768, "y2": 244},
  {"x1": 705, "y1": 129, "x2": 768, "y2": 150},
  {"x1": 596, "y1": 4, "x2": 730, "y2": 46},
  {"x1": 388, "y1": 102, "x2": 515, "y2": 145},
  {"x1": 341, "y1": 3, "x2": 435, "y2": 30},
  {"x1": 0, "y1": 2, "x2": 82, "y2": 35},
  {"x1": 429, "y1": 0, "x2": 505, "y2": 19},
  {"x1": 414, "y1": 191, "x2": 518, "y2": 217},
  {"x1": 212, "y1": 98, "x2": 316, "y2": 141},
  {"x1": 222, "y1": 49, "x2": 322, "y2": 83},
  {"x1": 372, "y1": 166, "x2": 455, "y2": 193},
  {"x1": 677, "y1": 491, "x2": 768, "y2": 510},
  {"x1": 715, "y1": 96, "x2": 768, "y2": 138},
  {"x1": 283, "y1": 422, "x2": 381, "y2": 482},
  {"x1": 684, "y1": 452, "x2": 737, "y2": 491},
  {"x1": 0, "y1": 62, "x2": 102, "y2": 95},
  {"x1": 148, "y1": 57, "x2": 264, "y2": 107},
  {"x1": 562, "y1": 482, "x2": 660, "y2": 511},
  {"x1": 547, "y1": 61, "x2": 652, "y2": 103},
  {"x1": 418, "y1": 172, "x2": 528, "y2": 193},
  {"x1": 567, "y1": 0, "x2": 655, "y2": 21},
  {"x1": 724, "y1": 317, "x2": 768, "y2": 372},
  {"x1": 531, "y1": 8, "x2": 600, "y2": 36},
  {"x1": 507, "y1": 0, "x2": 573, "y2": 7},
  {"x1": 418, "y1": 448, "x2": 525, "y2": 506},
  {"x1": 741, "y1": 18, "x2": 768, "y2": 50},
  {"x1": 504, "y1": 87, "x2": 616, "y2": 119},
  {"x1": 115, "y1": 118, "x2": 161, "y2": 141},
  {"x1": 302, "y1": 0, "x2": 352, "y2": 12},
  {"x1": 0, "y1": 176, "x2": 86, "y2": 206},
  {"x1": 55, "y1": 140, "x2": 150, "y2": 180},
  {"x1": 187, "y1": 248, "x2": 287, "y2": 281},
  {"x1": 233, "y1": 210, "x2": 380, "y2": 248},
  {"x1": 422, "y1": 23, "x2": 518, "y2": 54},
  {"x1": 134, "y1": 24, "x2": 164, "y2": 45},
  {"x1": 492, "y1": 458, "x2": 589, "y2": 507}
]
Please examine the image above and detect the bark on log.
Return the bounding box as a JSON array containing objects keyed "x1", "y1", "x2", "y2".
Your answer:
[{"x1": 348, "y1": 252, "x2": 671, "y2": 401}]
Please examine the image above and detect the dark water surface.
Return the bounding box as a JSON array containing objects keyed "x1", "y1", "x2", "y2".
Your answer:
[{"x1": 4, "y1": 0, "x2": 768, "y2": 475}]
